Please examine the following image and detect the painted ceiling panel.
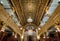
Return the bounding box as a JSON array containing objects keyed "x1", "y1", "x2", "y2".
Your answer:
[{"x1": 20, "y1": 0, "x2": 39, "y2": 20}]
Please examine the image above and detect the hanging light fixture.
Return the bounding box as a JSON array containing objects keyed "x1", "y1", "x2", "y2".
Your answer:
[{"x1": 27, "y1": 17, "x2": 33, "y2": 23}]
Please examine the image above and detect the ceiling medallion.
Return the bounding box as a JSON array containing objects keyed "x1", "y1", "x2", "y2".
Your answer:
[{"x1": 25, "y1": 3, "x2": 36, "y2": 11}]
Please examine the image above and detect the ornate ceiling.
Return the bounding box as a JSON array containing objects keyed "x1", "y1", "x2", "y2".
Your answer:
[
  {"x1": 10, "y1": 0, "x2": 51, "y2": 26},
  {"x1": 0, "y1": 0, "x2": 60, "y2": 38}
]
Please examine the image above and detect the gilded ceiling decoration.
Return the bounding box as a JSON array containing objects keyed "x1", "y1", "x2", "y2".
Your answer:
[{"x1": 10, "y1": 0, "x2": 50, "y2": 26}]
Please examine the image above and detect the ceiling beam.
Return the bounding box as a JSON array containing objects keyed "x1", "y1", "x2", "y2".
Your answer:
[
  {"x1": 0, "y1": 4, "x2": 21, "y2": 36},
  {"x1": 39, "y1": 4, "x2": 60, "y2": 36},
  {"x1": 10, "y1": 0, "x2": 26, "y2": 25},
  {"x1": 35, "y1": 0, "x2": 52, "y2": 25}
]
